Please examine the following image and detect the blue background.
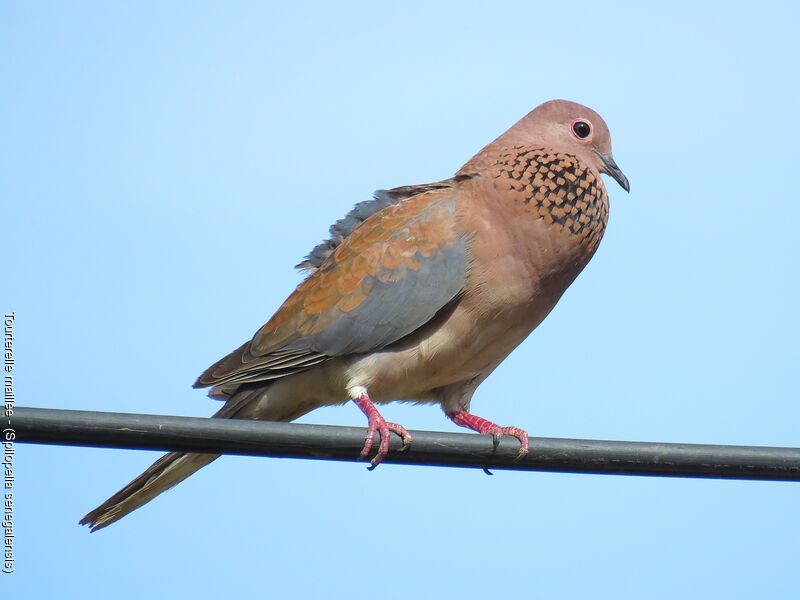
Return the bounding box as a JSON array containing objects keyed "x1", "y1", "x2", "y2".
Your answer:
[{"x1": 4, "y1": 2, "x2": 799, "y2": 597}]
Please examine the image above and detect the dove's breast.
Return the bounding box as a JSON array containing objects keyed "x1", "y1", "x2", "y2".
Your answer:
[{"x1": 340, "y1": 150, "x2": 610, "y2": 405}]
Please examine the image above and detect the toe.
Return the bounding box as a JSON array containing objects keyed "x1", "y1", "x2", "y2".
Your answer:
[
  {"x1": 360, "y1": 420, "x2": 379, "y2": 458},
  {"x1": 368, "y1": 424, "x2": 391, "y2": 469},
  {"x1": 387, "y1": 422, "x2": 413, "y2": 447},
  {"x1": 505, "y1": 427, "x2": 529, "y2": 459}
]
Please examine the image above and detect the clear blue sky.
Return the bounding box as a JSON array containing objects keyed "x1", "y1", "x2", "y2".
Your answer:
[{"x1": 4, "y1": 1, "x2": 800, "y2": 598}]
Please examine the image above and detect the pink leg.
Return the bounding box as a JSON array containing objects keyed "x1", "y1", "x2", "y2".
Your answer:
[
  {"x1": 352, "y1": 391, "x2": 412, "y2": 469},
  {"x1": 448, "y1": 410, "x2": 529, "y2": 458}
]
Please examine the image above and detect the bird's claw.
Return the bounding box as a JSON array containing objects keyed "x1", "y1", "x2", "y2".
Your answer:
[
  {"x1": 353, "y1": 391, "x2": 412, "y2": 469},
  {"x1": 361, "y1": 417, "x2": 412, "y2": 469},
  {"x1": 486, "y1": 425, "x2": 529, "y2": 459},
  {"x1": 449, "y1": 410, "x2": 529, "y2": 459}
]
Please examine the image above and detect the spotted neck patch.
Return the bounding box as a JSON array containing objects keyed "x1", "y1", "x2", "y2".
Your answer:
[{"x1": 492, "y1": 147, "x2": 609, "y2": 248}]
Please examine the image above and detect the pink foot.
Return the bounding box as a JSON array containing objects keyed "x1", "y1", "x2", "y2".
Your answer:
[
  {"x1": 352, "y1": 392, "x2": 412, "y2": 469},
  {"x1": 449, "y1": 410, "x2": 529, "y2": 459}
]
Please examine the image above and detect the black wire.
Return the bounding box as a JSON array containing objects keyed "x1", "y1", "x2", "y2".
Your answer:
[{"x1": 11, "y1": 406, "x2": 800, "y2": 481}]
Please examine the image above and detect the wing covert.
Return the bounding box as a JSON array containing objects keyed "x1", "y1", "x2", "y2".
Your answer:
[{"x1": 195, "y1": 185, "x2": 467, "y2": 390}]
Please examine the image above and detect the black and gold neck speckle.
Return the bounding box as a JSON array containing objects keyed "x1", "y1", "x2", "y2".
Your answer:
[{"x1": 492, "y1": 147, "x2": 609, "y2": 249}]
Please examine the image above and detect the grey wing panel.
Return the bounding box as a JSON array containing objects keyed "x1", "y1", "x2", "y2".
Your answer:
[
  {"x1": 306, "y1": 202, "x2": 468, "y2": 355},
  {"x1": 308, "y1": 242, "x2": 467, "y2": 355}
]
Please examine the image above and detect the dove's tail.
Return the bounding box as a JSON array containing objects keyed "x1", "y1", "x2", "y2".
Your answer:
[
  {"x1": 80, "y1": 386, "x2": 281, "y2": 532},
  {"x1": 79, "y1": 450, "x2": 219, "y2": 532}
]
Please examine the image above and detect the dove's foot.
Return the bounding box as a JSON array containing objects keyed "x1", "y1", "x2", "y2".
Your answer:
[
  {"x1": 352, "y1": 390, "x2": 412, "y2": 469},
  {"x1": 448, "y1": 410, "x2": 529, "y2": 458}
]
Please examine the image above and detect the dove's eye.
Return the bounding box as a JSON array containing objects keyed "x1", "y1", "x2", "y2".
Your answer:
[{"x1": 571, "y1": 119, "x2": 592, "y2": 140}]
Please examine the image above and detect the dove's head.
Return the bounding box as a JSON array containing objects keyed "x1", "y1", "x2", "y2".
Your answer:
[{"x1": 503, "y1": 99, "x2": 629, "y2": 192}]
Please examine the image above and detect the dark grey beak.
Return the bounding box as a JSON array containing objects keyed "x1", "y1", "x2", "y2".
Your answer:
[{"x1": 594, "y1": 150, "x2": 630, "y2": 192}]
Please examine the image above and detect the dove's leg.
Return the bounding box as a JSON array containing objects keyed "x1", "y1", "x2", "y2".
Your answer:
[
  {"x1": 352, "y1": 389, "x2": 412, "y2": 468},
  {"x1": 448, "y1": 410, "x2": 529, "y2": 458}
]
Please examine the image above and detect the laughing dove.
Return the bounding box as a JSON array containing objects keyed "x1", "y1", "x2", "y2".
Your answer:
[{"x1": 81, "y1": 99, "x2": 629, "y2": 531}]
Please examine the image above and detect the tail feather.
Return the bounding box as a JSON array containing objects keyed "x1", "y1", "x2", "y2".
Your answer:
[
  {"x1": 80, "y1": 386, "x2": 268, "y2": 532},
  {"x1": 79, "y1": 451, "x2": 219, "y2": 532}
]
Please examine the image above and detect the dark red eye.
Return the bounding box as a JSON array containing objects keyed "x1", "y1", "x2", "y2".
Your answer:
[{"x1": 572, "y1": 120, "x2": 591, "y2": 139}]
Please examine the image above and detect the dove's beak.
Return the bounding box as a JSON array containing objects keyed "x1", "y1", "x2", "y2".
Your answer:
[{"x1": 594, "y1": 150, "x2": 630, "y2": 193}]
